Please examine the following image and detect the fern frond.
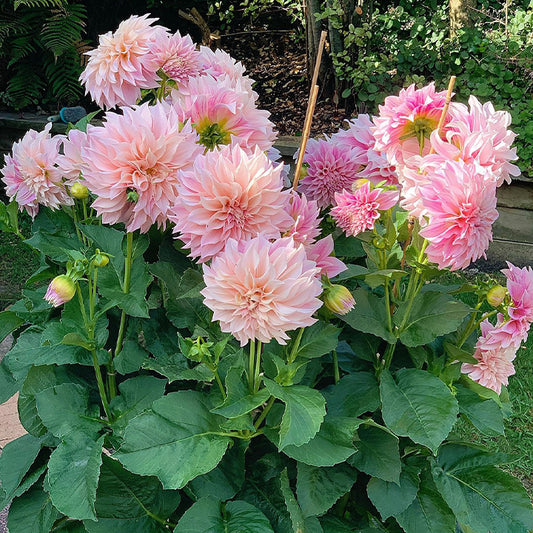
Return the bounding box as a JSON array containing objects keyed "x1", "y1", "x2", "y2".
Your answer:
[
  {"x1": 45, "y1": 47, "x2": 83, "y2": 105},
  {"x1": 7, "y1": 35, "x2": 38, "y2": 66},
  {"x1": 4, "y1": 62, "x2": 46, "y2": 109},
  {"x1": 13, "y1": 0, "x2": 67, "y2": 10},
  {"x1": 41, "y1": 3, "x2": 86, "y2": 57}
]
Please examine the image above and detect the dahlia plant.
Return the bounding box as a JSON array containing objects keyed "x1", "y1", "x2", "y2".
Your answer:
[{"x1": 0, "y1": 15, "x2": 532, "y2": 533}]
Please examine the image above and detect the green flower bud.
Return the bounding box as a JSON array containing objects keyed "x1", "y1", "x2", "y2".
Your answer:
[
  {"x1": 93, "y1": 253, "x2": 109, "y2": 267},
  {"x1": 487, "y1": 285, "x2": 507, "y2": 307},
  {"x1": 70, "y1": 182, "x2": 89, "y2": 200},
  {"x1": 323, "y1": 284, "x2": 355, "y2": 315},
  {"x1": 373, "y1": 236, "x2": 387, "y2": 249},
  {"x1": 44, "y1": 275, "x2": 76, "y2": 307}
]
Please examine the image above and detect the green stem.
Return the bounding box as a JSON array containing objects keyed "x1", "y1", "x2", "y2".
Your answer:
[
  {"x1": 254, "y1": 341, "x2": 262, "y2": 394},
  {"x1": 82, "y1": 198, "x2": 88, "y2": 222},
  {"x1": 384, "y1": 279, "x2": 393, "y2": 335},
  {"x1": 214, "y1": 369, "x2": 227, "y2": 400},
  {"x1": 76, "y1": 283, "x2": 89, "y2": 330},
  {"x1": 287, "y1": 327, "x2": 305, "y2": 364},
  {"x1": 381, "y1": 341, "x2": 397, "y2": 376},
  {"x1": 254, "y1": 396, "x2": 275, "y2": 430},
  {"x1": 332, "y1": 349, "x2": 340, "y2": 384},
  {"x1": 91, "y1": 349, "x2": 112, "y2": 420},
  {"x1": 248, "y1": 340, "x2": 256, "y2": 393}
]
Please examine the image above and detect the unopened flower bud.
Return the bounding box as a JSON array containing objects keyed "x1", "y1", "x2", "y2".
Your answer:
[
  {"x1": 323, "y1": 284, "x2": 355, "y2": 315},
  {"x1": 93, "y1": 253, "x2": 109, "y2": 267},
  {"x1": 71, "y1": 182, "x2": 89, "y2": 200},
  {"x1": 126, "y1": 188, "x2": 139, "y2": 203},
  {"x1": 44, "y1": 275, "x2": 76, "y2": 307},
  {"x1": 373, "y1": 236, "x2": 387, "y2": 249},
  {"x1": 487, "y1": 285, "x2": 507, "y2": 307}
]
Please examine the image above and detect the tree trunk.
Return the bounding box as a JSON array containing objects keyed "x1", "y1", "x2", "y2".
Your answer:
[
  {"x1": 305, "y1": 0, "x2": 326, "y2": 85},
  {"x1": 450, "y1": 0, "x2": 475, "y2": 37}
]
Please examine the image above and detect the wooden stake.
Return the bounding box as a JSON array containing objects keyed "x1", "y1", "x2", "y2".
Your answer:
[
  {"x1": 293, "y1": 84, "x2": 319, "y2": 190},
  {"x1": 310, "y1": 30, "x2": 327, "y2": 94},
  {"x1": 429, "y1": 75, "x2": 456, "y2": 154}
]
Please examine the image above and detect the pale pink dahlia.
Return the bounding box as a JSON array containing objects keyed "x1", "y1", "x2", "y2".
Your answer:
[
  {"x1": 57, "y1": 128, "x2": 91, "y2": 182},
  {"x1": 80, "y1": 14, "x2": 165, "y2": 109},
  {"x1": 419, "y1": 159, "x2": 498, "y2": 270},
  {"x1": 332, "y1": 182, "x2": 399, "y2": 237},
  {"x1": 330, "y1": 115, "x2": 398, "y2": 186},
  {"x1": 502, "y1": 262, "x2": 533, "y2": 323},
  {"x1": 305, "y1": 235, "x2": 347, "y2": 279},
  {"x1": 201, "y1": 236, "x2": 322, "y2": 346},
  {"x1": 373, "y1": 83, "x2": 449, "y2": 165},
  {"x1": 478, "y1": 313, "x2": 529, "y2": 351},
  {"x1": 462, "y1": 319, "x2": 517, "y2": 394},
  {"x1": 283, "y1": 192, "x2": 322, "y2": 246},
  {"x1": 152, "y1": 31, "x2": 202, "y2": 85},
  {"x1": 298, "y1": 139, "x2": 361, "y2": 208},
  {"x1": 1, "y1": 123, "x2": 72, "y2": 217},
  {"x1": 169, "y1": 145, "x2": 292, "y2": 262},
  {"x1": 170, "y1": 74, "x2": 275, "y2": 152},
  {"x1": 81, "y1": 101, "x2": 202, "y2": 233}
]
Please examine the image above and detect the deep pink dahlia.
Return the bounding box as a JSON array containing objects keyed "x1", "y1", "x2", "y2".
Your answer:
[
  {"x1": 81, "y1": 101, "x2": 202, "y2": 233},
  {"x1": 332, "y1": 182, "x2": 399, "y2": 237},
  {"x1": 305, "y1": 235, "x2": 347, "y2": 279},
  {"x1": 502, "y1": 262, "x2": 533, "y2": 323},
  {"x1": 169, "y1": 145, "x2": 292, "y2": 262},
  {"x1": 170, "y1": 74, "x2": 275, "y2": 153},
  {"x1": 298, "y1": 139, "x2": 361, "y2": 208},
  {"x1": 462, "y1": 318, "x2": 518, "y2": 394},
  {"x1": 201, "y1": 236, "x2": 322, "y2": 346},
  {"x1": 80, "y1": 14, "x2": 165, "y2": 109},
  {"x1": 373, "y1": 83, "x2": 449, "y2": 165},
  {"x1": 283, "y1": 192, "x2": 322, "y2": 246},
  {"x1": 1, "y1": 123, "x2": 72, "y2": 217},
  {"x1": 419, "y1": 159, "x2": 498, "y2": 270}
]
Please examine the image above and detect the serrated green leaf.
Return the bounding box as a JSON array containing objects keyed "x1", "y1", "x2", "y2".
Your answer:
[
  {"x1": 380, "y1": 369, "x2": 458, "y2": 452},
  {"x1": 443, "y1": 342, "x2": 478, "y2": 364},
  {"x1": 174, "y1": 498, "x2": 274, "y2": 533},
  {"x1": 456, "y1": 385, "x2": 505, "y2": 436},
  {"x1": 7, "y1": 485, "x2": 59, "y2": 533},
  {"x1": 349, "y1": 423, "x2": 401, "y2": 483},
  {"x1": 0, "y1": 310, "x2": 24, "y2": 343},
  {"x1": 395, "y1": 292, "x2": 470, "y2": 347},
  {"x1": 297, "y1": 462, "x2": 356, "y2": 518},
  {"x1": 263, "y1": 379, "x2": 326, "y2": 450},
  {"x1": 279, "y1": 469, "x2": 306, "y2": 533},
  {"x1": 339, "y1": 289, "x2": 395, "y2": 343},
  {"x1": 364, "y1": 269, "x2": 407, "y2": 289},
  {"x1": 116, "y1": 391, "x2": 231, "y2": 489},
  {"x1": 296, "y1": 322, "x2": 341, "y2": 359},
  {"x1": 46, "y1": 433, "x2": 104, "y2": 520}
]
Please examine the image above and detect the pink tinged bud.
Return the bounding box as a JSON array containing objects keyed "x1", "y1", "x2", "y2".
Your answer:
[
  {"x1": 486, "y1": 285, "x2": 507, "y2": 308},
  {"x1": 70, "y1": 182, "x2": 89, "y2": 200},
  {"x1": 323, "y1": 285, "x2": 355, "y2": 315},
  {"x1": 44, "y1": 275, "x2": 76, "y2": 307}
]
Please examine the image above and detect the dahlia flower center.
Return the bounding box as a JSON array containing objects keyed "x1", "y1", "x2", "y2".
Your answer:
[
  {"x1": 400, "y1": 116, "x2": 438, "y2": 147},
  {"x1": 241, "y1": 288, "x2": 265, "y2": 312},
  {"x1": 225, "y1": 204, "x2": 249, "y2": 228},
  {"x1": 458, "y1": 201, "x2": 481, "y2": 229},
  {"x1": 197, "y1": 122, "x2": 231, "y2": 150},
  {"x1": 162, "y1": 56, "x2": 190, "y2": 80}
]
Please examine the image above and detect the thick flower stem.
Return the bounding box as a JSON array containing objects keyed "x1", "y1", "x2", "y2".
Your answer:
[
  {"x1": 91, "y1": 349, "x2": 112, "y2": 420},
  {"x1": 248, "y1": 340, "x2": 256, "y2": 394},
  {"x1": 254, "y1": 341, "x2": 263, "y2": 394},
  {"x1": 288, "y1": 327, "x2": 305, "y2": 364},
  {"x1": 111, "y1": 232, "x2": 134, "y2": 398},
  {"x1": 214, "y1": 369, "x2": 227, "y2": 400},
  {"x1": 254, "y1": 396, "x2": 275, "y2": 430},
  {"x1": 332, "y1": 349, "x2": 340, "y2": 384}
]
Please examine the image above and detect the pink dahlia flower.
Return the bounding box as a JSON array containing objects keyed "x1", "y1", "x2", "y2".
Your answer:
[
  {"x1": 502, "y1": 262, "x2": 533, "y2": 323},
  {"x1": 305, "y1": 235, "x2": 347, "y2": 279},
  {"x1": 152, "y1": 31, "x2": 202, "y2": 85},
  {"x1": 80, "y1": 14, "x2": 165, "y2": 109},
  {"x1": 419, "y1": 159, "x2": 498, "y2": 270},
  {"x1": 201, "y1": 236, "x2": 322, "y2": 346},
  {"x1": 373, "y1": 83, "x2": 449, "y2": 165},
  {"x1": 171, "y1": 74, "x2": 275, "y2": 153},
  {"x1": 462, "y1": 319, "x2": 518, "y2": 394},
  {"x1": 199, "y1": 46, "x2": 257, "y2": 99},
  {"x1": 332, "y1": 182, "x2": 399, "y2": 237},
  {"x1": 283, "y1": 192, "x2": 322, "y2": 246},
  {"x1": 478, "y1": 313, "x2": 529, "y2": 351},
  {"x1": 1, "y1": 123, "x2": 72, "y2": 217},
  {"x1": 81, "y1": 101, "x2": 202, "y2": 233},
  {"x1": 57, "y1": 128, "x2": 91, "y2": 183},
  {"x1": 298, "y1": 139, "x2": 361, "y2": 208},
  {"x1": 330, "y1": 115, "x2": 398, "y2": 186},
  {"x1": 169, "y1": 145, "x2": 292, "y2": 262}
]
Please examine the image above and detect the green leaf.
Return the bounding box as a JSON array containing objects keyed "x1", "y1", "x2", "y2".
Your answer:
[
  {"x1": 456, "y1": 385, "x2": 505, "y2": 436},
  {"x1": 79, "y1": 224, "x2": 125, "y2": 277},
  {"x1": 339, "y1": 289, "x2": 395, "y2": 343},
  {"x1": 84, "y1": 456, "x2": 180, "y2": 533},
  {"x1": 0, "y1": 359, "x2": 18, "y2": 404},
  {"x1": 323, "y1": 372, "x2": 380, "y2": 418},
  {"x1": 0, "y1": 434, "x2": 42, "y2": 509},
  {"x1": 366, "y1": 467, "x2": 419, "y2": 520},
  {"x1": 35, "y1": 383, "x2": 102, "y2": 438},
  {"x1": 0, "y1": 310, "x2": 24, "y2": 343},
  {"x1": 432, "y1": 444, "x2": 533, "y2": 533},
  {"x1": 46, "y1": 433, "x2": 104, "y2": 520},
  {"x1": 263, "y1": 379, "x2": 326, "y2": 450},
  {"x1": 296, "y1": 322, "x2": 340, "y2": 359},
  {"x1": 281, "y1": 416, "x2": 361, "y2": 467},
  {"x1": 188, "y1": 441, "x2": 246, "y2": 501},
  {"x1": 364, "y1": 269, "x2": 407, "y2": 289},
  {"x1": 174, "y1": 498, "x2": 275, "y2": 533},
  {"x1": 7, "y1": 485, "x2": 59, "y2": 533},
  {"x1": 380, "y1": 369, "x2": 459, "y2": 452},
  {"x1": 334, "y1": 235, "x2": 365, "y2": 258},
  {"x1": 333, "y1": 264, "x2": 368, "y2": 281},
  {"x1": 349, "y1": 423, "x2": 401, "y2": 483},
  {"x1": 279, "y1": 469, "x2": 306, "y2": 533},
  {"x1": 142, "y1": 351, "x2": 214, "y2": 382},
  {"x1": 116, "y1": 391, "x2": 231, "y2": 489},
  {"x1": 110, "y1": 376, "x2": 167, "y2": 434},
  {"x1": 395, "y1": 292, "x2": 470, "y2": 347},
  {"x1": 443, "y1": 342, "x2": 477, "y2": 364},
  {"x1": 395, "y1": 471, "x2": 455, "y2": 533},
  {"x1": 297, "y1": 462, "x2": 356, "y2": 517}
]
